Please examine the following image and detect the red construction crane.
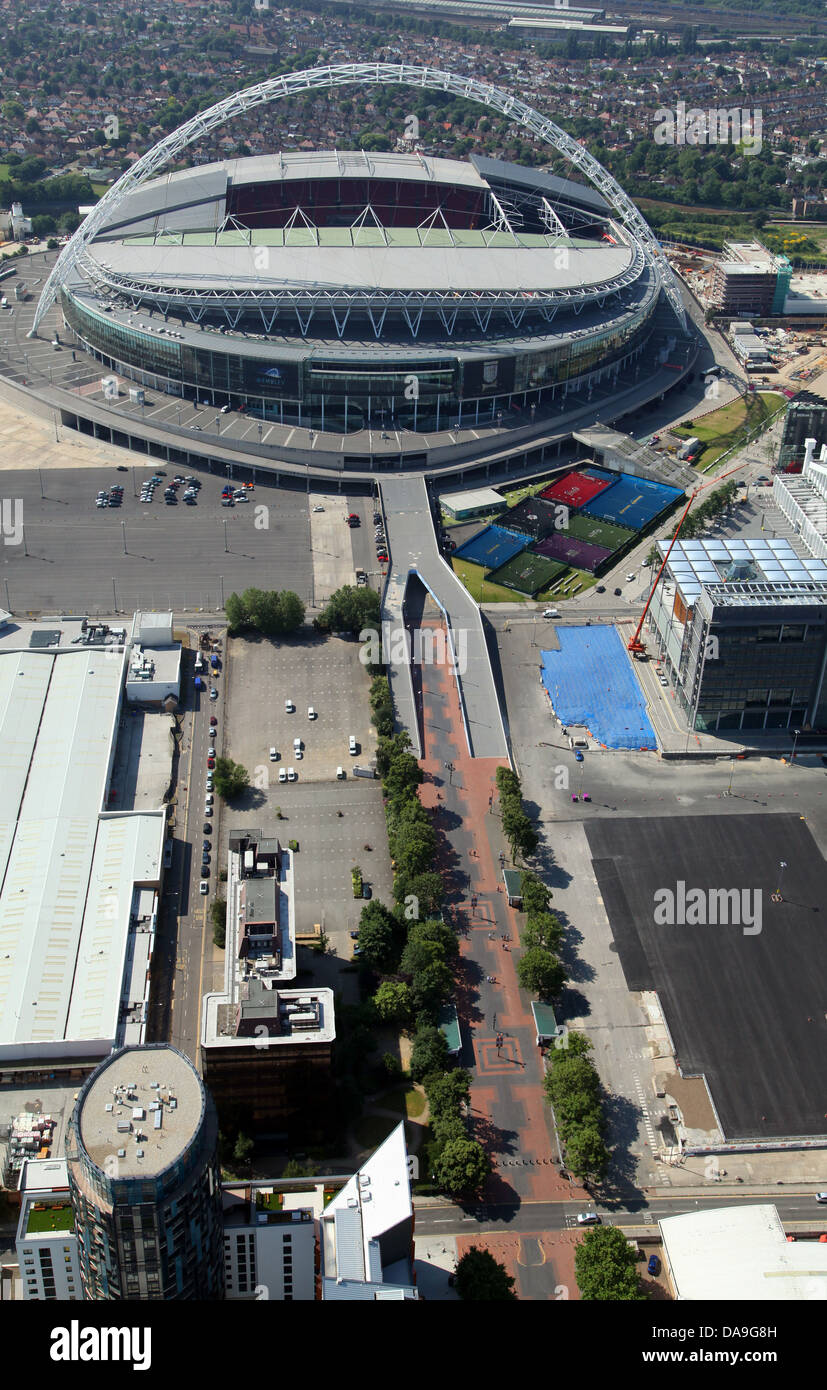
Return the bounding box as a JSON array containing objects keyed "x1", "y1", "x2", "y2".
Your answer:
[{"x1": 627, "y1": 458, "x2": 750, "y2": 659}]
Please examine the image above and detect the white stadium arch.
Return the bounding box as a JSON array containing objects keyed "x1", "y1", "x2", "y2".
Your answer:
[{"x1": 31, "y1": 62, "x2": 687, "y2": 336}]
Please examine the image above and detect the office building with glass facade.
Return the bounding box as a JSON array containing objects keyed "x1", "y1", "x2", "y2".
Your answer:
[{"x1": 645, "y1": 538, "x2": 827, "y2": 734}]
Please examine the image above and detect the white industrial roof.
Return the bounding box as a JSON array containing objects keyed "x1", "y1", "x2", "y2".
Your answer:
[
  {"x1": 0, "y1": 649, "x2": 164, "y2": 1059},
  {"x1": 660, "y1": 1204, "x2": 827, "y2": 1300},
  {"x1": 325, "y1": 1121, "x2": 412, "y2": 1257},
  {"x1": 440, "y1": 486, "x2": 505, "y2": 510}
]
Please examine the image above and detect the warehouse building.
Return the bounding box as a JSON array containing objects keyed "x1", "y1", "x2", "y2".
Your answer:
[{"x1": 0, "y1": 628, "x2": 167, "y2": 1080}]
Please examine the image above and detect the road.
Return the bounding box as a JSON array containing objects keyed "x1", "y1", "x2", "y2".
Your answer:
[{"x1": 413, "y1": 1191, "x2": 827, "y2": 1237}]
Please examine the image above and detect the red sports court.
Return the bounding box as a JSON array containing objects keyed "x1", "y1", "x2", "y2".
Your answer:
[{"x1": 541, "y1": 470, "x2": 612, "y2": 509}]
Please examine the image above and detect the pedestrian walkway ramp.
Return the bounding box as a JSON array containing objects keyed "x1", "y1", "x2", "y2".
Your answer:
[
  {"x1": 540, "y1": 626, "x2": 656, "y2": 751},
  {"x1": 379, "y1": 476, "x2": 508, "y2": 760}
]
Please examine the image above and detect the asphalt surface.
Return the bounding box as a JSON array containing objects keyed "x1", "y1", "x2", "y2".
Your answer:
[
  {"x1": 0, "y1": 466, "x2": 314, "y2": 614},
  {"x1": 587, "y1": 813, "x2": 827, "y2": 1141}
]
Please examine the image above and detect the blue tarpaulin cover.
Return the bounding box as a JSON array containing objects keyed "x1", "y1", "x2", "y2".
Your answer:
[{"x1": 540, "y1": 626, "x2": 657, "y2": 750}]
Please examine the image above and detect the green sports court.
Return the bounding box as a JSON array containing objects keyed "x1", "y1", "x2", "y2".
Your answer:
[
  {"x1": 566, "y1": 513, "x2": 635, "y2": 552},
  {"x1": 487, "y1": 551, "x2": 566, "y2": 596}
]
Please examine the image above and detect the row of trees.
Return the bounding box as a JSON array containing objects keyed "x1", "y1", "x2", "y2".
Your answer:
[
  {"x1": 359, "y1": 730, "x2": 489, "y2": 1196},
  {"x1": 225, "y1": 587, "x2": 305, "y2": 637},
  {"x1": 369, "y1": 674, "x2": 394, "y2": 739},
  {"x1": 680, "y1": 481, "x2": 740, "y2": 540},
  {"x1": 515, "y1": 871, "x2": 567, "y2": 1001},
  {"x1": 544, "y1": 1033, "x2": 610, "y2": 1185},
  {"x1": 494, "y1": 766, "x2": 539, "y2": 863}
]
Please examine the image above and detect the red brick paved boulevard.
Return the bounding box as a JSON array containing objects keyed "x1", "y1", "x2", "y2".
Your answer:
[{"x1": 416, "y1": 621, "x2": 588, "y2": 1297}]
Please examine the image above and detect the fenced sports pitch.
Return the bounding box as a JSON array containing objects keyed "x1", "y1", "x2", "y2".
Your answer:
[
  {"x1": 487, "y1": 549, "x2": 566, "y2": 595},
  {"x1": 453, "y1": 523, "x2": 528, "y2": 570}
]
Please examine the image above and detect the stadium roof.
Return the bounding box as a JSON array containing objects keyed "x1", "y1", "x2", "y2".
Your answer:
[
  {"x1": 0, "y1": 648, "x2": 165, "y2": 1061},
  {"x1": 660, "y1": 1204, "x2": 827, "y2": 1300},
  {"x1": 92, "y1": 233, "x2": 630, "y2": 296}
]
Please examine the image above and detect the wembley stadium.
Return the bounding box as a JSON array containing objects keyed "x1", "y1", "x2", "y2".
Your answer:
[{"x1": 25, "y1": 64, "x2": 697, "y2": 481}]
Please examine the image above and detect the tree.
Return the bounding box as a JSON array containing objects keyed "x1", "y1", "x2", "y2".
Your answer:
[
  {"x1": 211, "y1": 898, "x2": 227, "y2": 948},
  {"x1": 564, "y1": 1124, "x2": 611, "y2": 1184},
  {"x1": 384, "y1": 751, "x2": 424, "y2": 802},
  {"x1": 521, "y1": 871, "x2": 552, "y2": 915},
  {"x1": 282, "y1": 1157, "x2": 318, "y2": 1178},
  {"x1": 435, "y1": 1137, "x2": 490, "y2": 1196},
  {"x1": 424, "y1": 1068, "x2": 470, "y2": 1117},
  {"x1": 522, "y1": 911, "x2": 563, "y2": 954},
  {"x1": 400, "y1": 936, "x2": 445, "y2": 977},
  {"x1": 455, "y1": 1246, "x2": 517, "y2": 1301},
  {"x1": 212, "y1": 757, "x2": 250, "y2": 801},
  {"x1": 393, "y1": 823, "x2": 436, "y2": 878},
  {"x1": 233, "y1": 1133, "x2": 254, "y2": 1168},
  {"x1": 275, "y1": 590, "x2": 305, "y2": 633},
  {"x1": 373, "y1": 980, "x2": 413, "y2": 1024},
  {"x1": 357, "y1": 900, "x2": 401, "y2": 972},
  {"x1": 410, "y1": 1024, "x2": 448, "y2": 1082},
  {"x1": 225, "y1": 591, "x2": 245, "y2": 632},
  {"x1": 410, "y1": 960, "x2": 453, "y2": 1017},
  {"x1": 575, "y1": 1226, "x2": 645, "y2": 1301},
  {"x1": 407, "y1": 918, "x2": 458, "y2": 960},
  {"x1": 392, "y1": 870, "x2": 445, "y2": 918},
  {"x1": 317, "y1": 584, "x2": 380, "y2": 635},
  {"x1": 517, "y1": 946, "x2": 566, "y2": 999}
]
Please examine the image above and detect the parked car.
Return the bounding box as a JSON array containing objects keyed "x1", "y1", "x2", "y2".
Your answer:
[
  {"x1": 574, "y1": 749, "x2": 584, "y2": 762},
  {"x1": 307, "y1": 706, "x2": 316, "y2": 720},
  {"x1": 613, "y1": 587, "x2": 622, "y2": 596},
  {"x1": 278, "y1": 767, "x2": 287, "y2": 782},
  {"x1": 625, "y1": 573, "x2": 636, "y2": 583},
  {"x1": 647, "y1": 1254, "x2": 661, "y2": 1276},
  {"x1": 202, "y1": 823, "x2": 212, "y2": 835},
  {"x1": 269, "y1": 747, "x2": 279, "y2": 761},
  {"x1": 595, "y1": 584, "x2": 605, "y2": 593},
  {"x1": 209, "y1": 687, "x2": 218, "y2": 701},
  {"x1": 199, "y1": 880, "x2": 209, "y2": 895},
  {"x1": 349, "y1": 735, "x2": 357, "y2": 755},
  {"x1": 285, "y1": 698, "x2": 294, "y2": 712},
  {"x1": 362, "y1": 884, "x2": 372, "y2": 899},
  {"x1": 210, "y1": 715, "x2": 218, "y2": 726},
  {"x1": 287, "y1": 766, "x2": 296, "y2": 781}
]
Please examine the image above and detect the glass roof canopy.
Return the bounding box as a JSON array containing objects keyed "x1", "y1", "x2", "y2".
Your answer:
[{"x1": 658, "y1": 537, "x2": 827, "y2": 606}]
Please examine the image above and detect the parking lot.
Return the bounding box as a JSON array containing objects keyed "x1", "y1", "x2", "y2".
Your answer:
[
  {"x1": 219, "y1": 628, "x2": 391, "y2": 972},
  {"x1": 0, "y1": 465, "x2": 315, "y2": 613},
  {"x1": 226, "y1": 630, "x2": 377, "y2": 784}
]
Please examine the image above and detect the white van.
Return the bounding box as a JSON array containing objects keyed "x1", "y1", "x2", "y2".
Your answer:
[
  {"x1": 349, "y1": 735, "x2": 357, "y2": 755},
  {"x1": 336, "y1": 766, "x2": 345, "y2": 779}
]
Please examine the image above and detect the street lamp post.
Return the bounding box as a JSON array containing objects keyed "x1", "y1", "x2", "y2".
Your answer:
[
  {"x1": 444, "y1": 760, "x2": 454, "y2": 786},
  {"x1": 791, "y1": 727, "x2": 801, "y2": 764},
  {"x1": 773, "y1": 860, "x2": 787, "y2": 902}
]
